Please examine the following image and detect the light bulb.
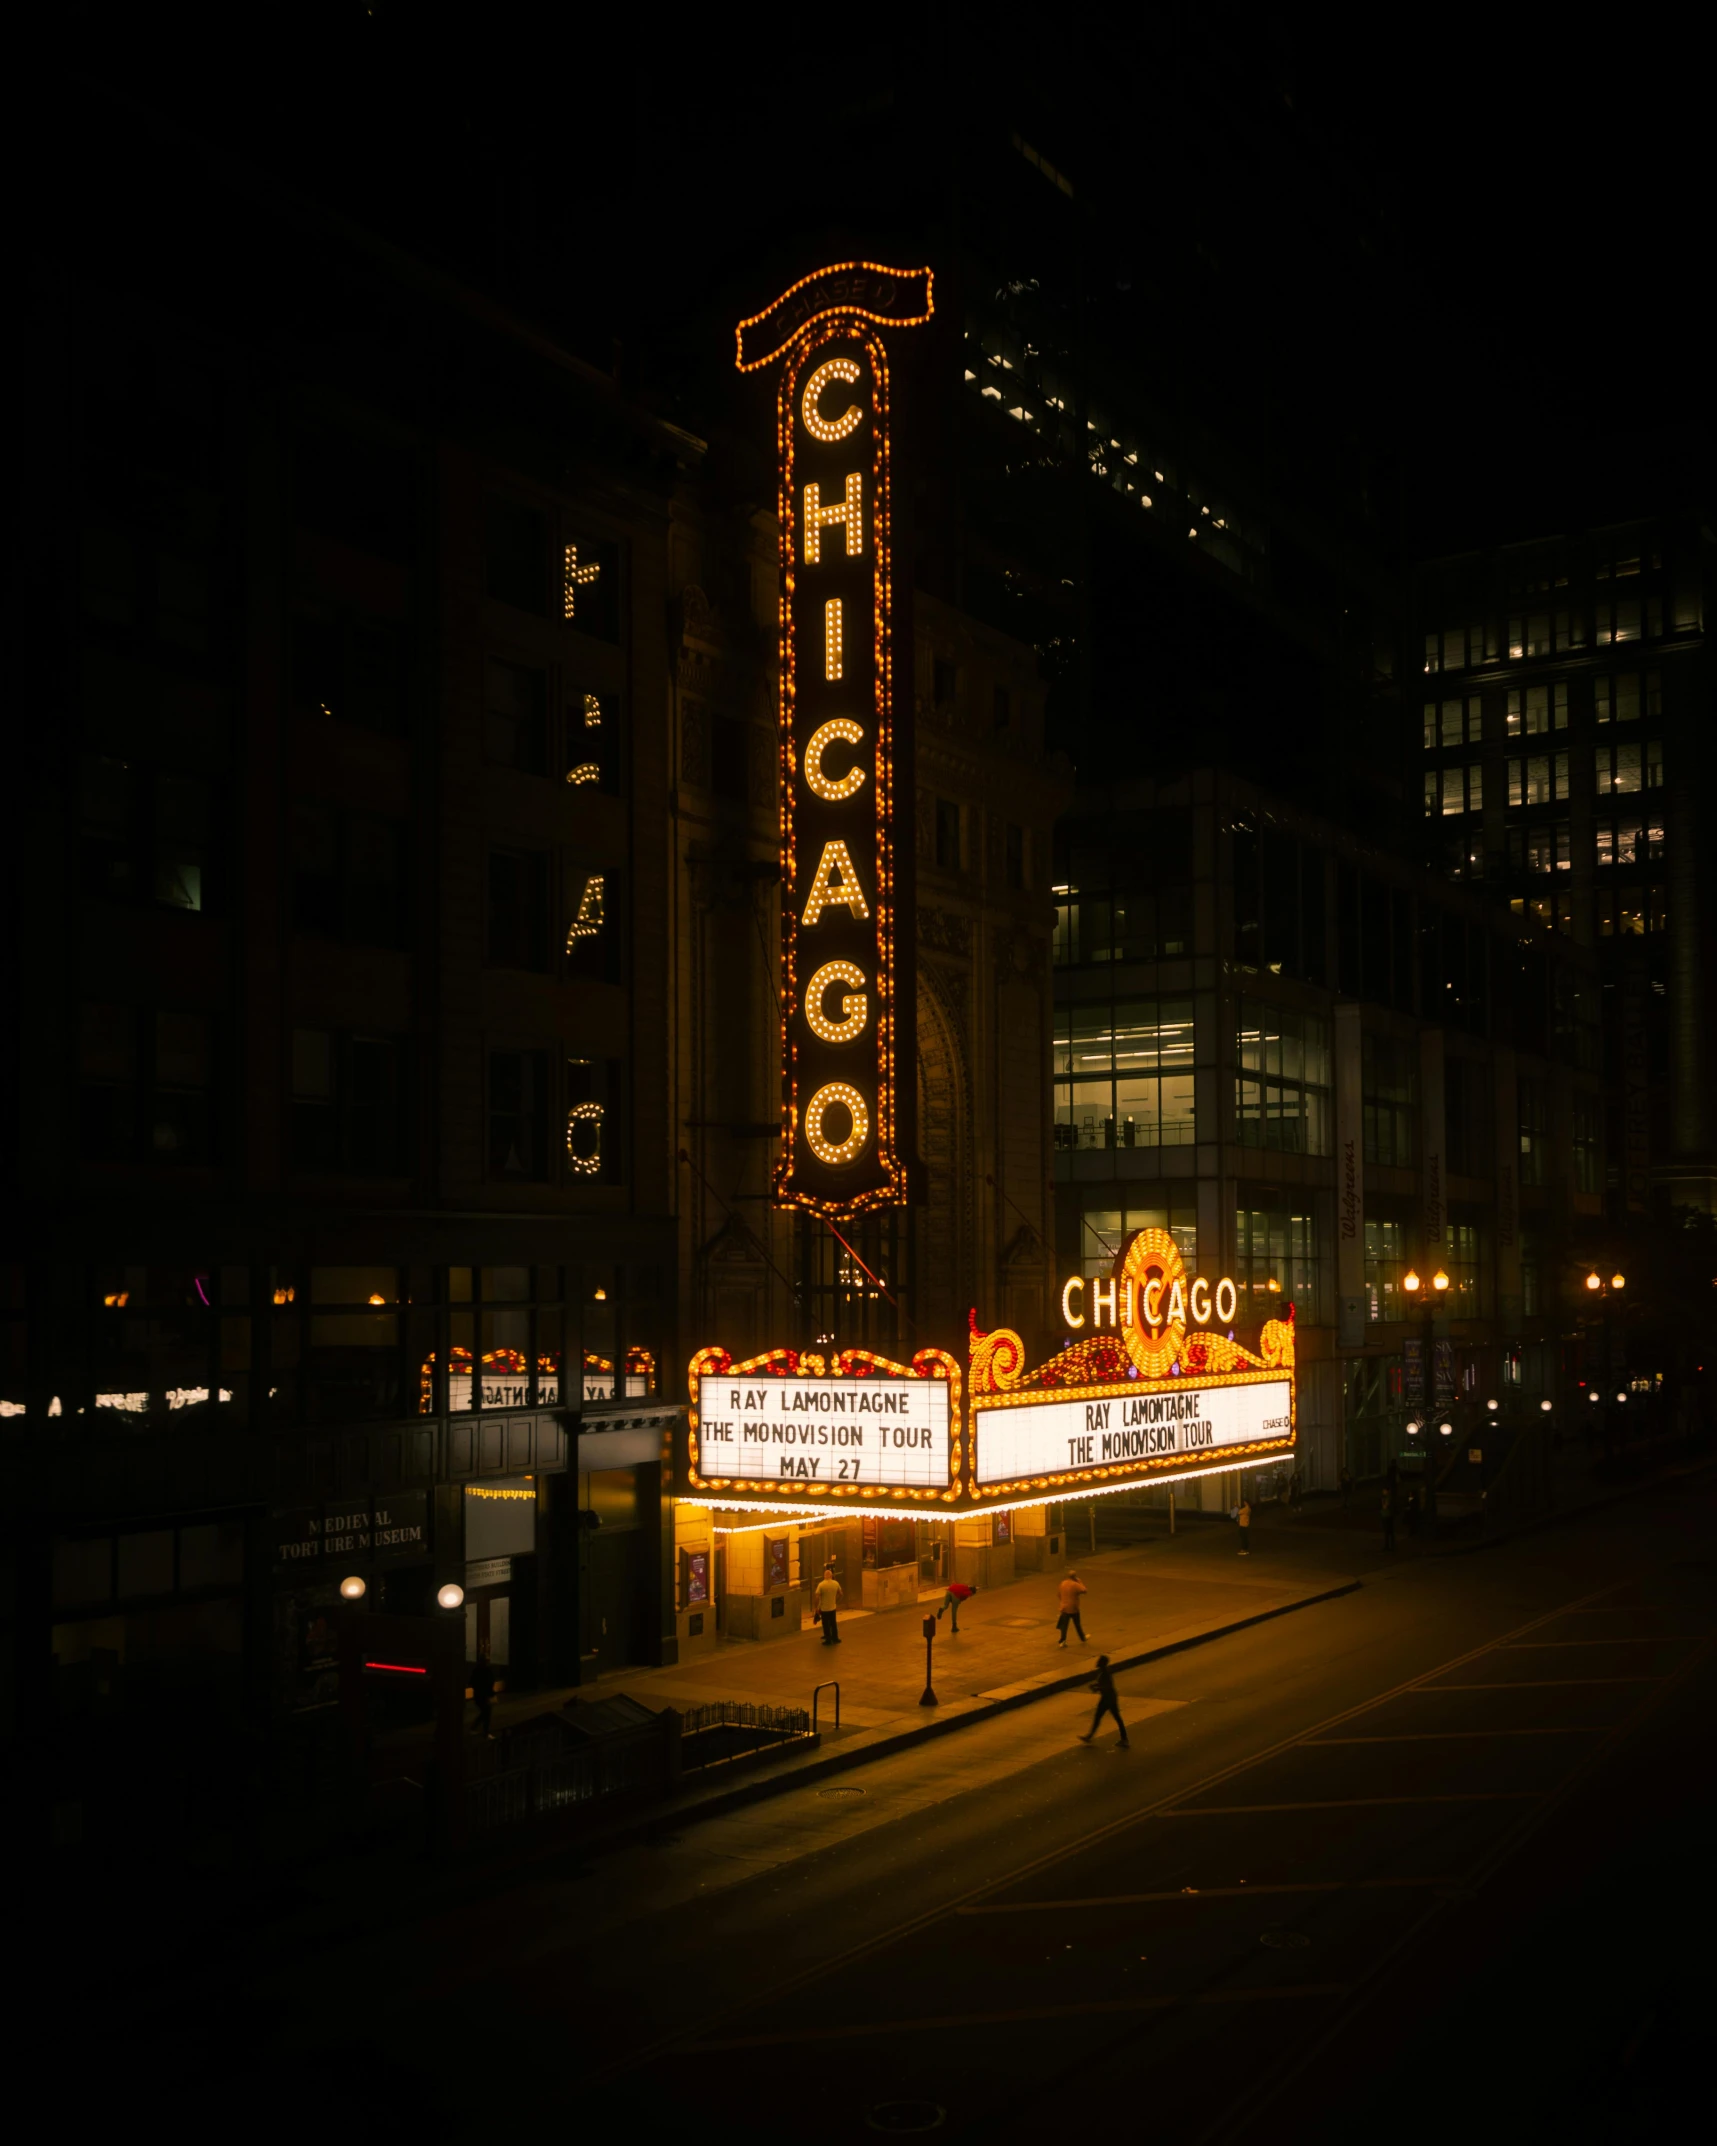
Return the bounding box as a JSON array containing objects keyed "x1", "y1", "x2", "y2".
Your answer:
[
  {"x1": 339, "y1": 1576, "x2": 366, "y2": 1601},
  {"x1": 437, "y1": 1583, "x2": 465, "y2": 1611}
]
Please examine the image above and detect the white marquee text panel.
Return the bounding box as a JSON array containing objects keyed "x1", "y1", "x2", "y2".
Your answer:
[
  {"x1": 974, "y1": 1378, "x2": 1292, "y2": 1486},
  {"x1": 697, "y1": 1375, "x2": 951, "y2": 1487}
]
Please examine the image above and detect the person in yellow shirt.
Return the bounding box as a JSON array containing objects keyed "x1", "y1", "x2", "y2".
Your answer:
[{"x1": 814, "y1": 1564, "x2": 844, "y2": 1645}]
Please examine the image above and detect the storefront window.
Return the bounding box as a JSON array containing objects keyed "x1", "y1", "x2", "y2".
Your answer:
[{"x1": 862, "y1": 1516, "x2": 916, "y2": 1568}]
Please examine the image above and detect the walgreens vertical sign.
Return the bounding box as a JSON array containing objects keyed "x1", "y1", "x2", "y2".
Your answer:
[{"x1": 736, "y1": 263, "x2": 932, "y2": 1219}]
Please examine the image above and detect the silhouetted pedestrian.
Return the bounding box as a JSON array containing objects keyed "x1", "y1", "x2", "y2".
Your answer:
[
  {"x1": 1381, "y1": 1485, "x2": 1396, "y2": 1553},
  {"x1": 1237, "y1": 1498, "x2": 1252, "y2": 1556},
  {"x1": 1079, "y1": 1656, "x2": 1129, "y2": 1748},
  {"x1": 814, "y1": 1564, "x2": 843, "y2": 1644},
  {"x1": 472, "y1": 1643, "x2": 495, "y2": 1736},
  {"x1": 1057, "y1": 1570, "x2": 1088, "y2": 1647}
]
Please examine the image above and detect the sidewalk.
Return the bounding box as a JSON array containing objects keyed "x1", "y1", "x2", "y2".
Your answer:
[{"x1": 474, "y1": 1522, "x2": 1364, "y2": 1838}]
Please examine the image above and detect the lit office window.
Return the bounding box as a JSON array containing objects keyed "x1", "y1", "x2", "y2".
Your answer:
[{"x1": 1054, "y1": 999, "x2": 1196, "y2": 1152}]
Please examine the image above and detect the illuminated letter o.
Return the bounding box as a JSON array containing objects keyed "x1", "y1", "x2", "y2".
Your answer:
[
  {"x1": 804, "y1": 718, "x2": 867, "y2": 802},
  {"x1": 804, "y1": 960, "x2": 868, "y2": 1044},
  {"x1": 1215, "y1": 1277, "x2": 1238, "y2": 1325},
  {"x1": 803, "y1": 1082, "x2": 869, "y2": 1166},
  {"x1": 1061, "y1": 1275, "x2": 1086, "y2": 1330}
]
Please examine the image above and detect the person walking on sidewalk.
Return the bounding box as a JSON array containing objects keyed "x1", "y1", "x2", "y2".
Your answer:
[
  {"x1": 471, "y1": 1642, "x2": 496, "y2": 1737},
  {"x1": 1057, "y1": 1570, "x2": 1088, "y2": 1646},
  {"x1": 814, "y1": 1564, "x2": 844, "y2": 1644},
  {"x1": 1237, "y1": 1498, "x2": 1252, "y2": 1556},
  {"x1": 937, "y1": 1580, "x2": 975, "y2": 1633},
  {"x1": 1381, "y1": 1485, "x2": 1396, "y2": 1553},
  {"x1": 1079, "y1": 1656, "x2": 1129, "y2": 1748}
]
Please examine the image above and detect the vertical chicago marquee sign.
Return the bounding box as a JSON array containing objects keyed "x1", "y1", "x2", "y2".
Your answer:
[{"x1": 736, "y1": 263, "x2": 933, "y2": 1218}]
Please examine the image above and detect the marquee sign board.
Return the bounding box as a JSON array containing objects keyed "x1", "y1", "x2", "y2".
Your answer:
[
  {"x1": 736, "y1": 262, "x2": 933, "y2": 1218},
  {"x1": 965, "y1": 1228, "x2": 1296, "y2": 1502},
  {"x1": 686, "y1": 1345, "x2": 962, "y2": 1505},
  {"x1": 973, "y1": 1377, "x2": 1293, "y2": 1487},
  {"x1": 681, "y1": 1250, "x2": 1292, "y2": 1515}
]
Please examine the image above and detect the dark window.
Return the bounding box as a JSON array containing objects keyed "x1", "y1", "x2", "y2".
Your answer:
[
  {"x1": 711, "y1": 714, "x2": 750, "y2": 803},
  {"x1": 487, "y1": 498, "x2": 547, "y2": 613},
  {"x1": 933, "y1": 656, "x2": 956, "y2": 706},
  {"x1": 292, "y1": 807, "x2": 408, "y2": 947},
  {"x1": 565, "y1": 1056, "x2": 623, "y2": 1183},
  {"x1": 292, "y1": 427, "x2": 416, "y2": 561},
  {"x1": 935, "y1": 798, "x2": 961, "y2": 869},
  {"x1": 80, "y1": 1006, "x2": 213, "y2": 1166},
  {"x1": 487, "y1": 851, "x2": 549, "y2": 971},
  {"x1": 1336, "y1": 859, "x2": 1361, "y2": 996},
  {"x1": 1572, "y1": 1092, "x2": 1601, "y2": 1193},
  {"x1": 1234, "y1": 999, "x2": 1332, "y2": 1155},
  {"x1": 1517, "y1": 1077, "x2": 1548, "y2": 1188},
  {"x1": 1232, "y1": 820, "x2": 1260, "y2": 968},
  {"x1": 1391, "y1": 892, "x2": 1416, "y2": 1015},
  {"x1": 489, "y1": 1050, "x2": 550, "y2": 1180},
  {"x1": 993, "y1": 685, "x2": 1011, "y2": 729},
  {"x1": 484, "y1": 658, "x2": 548, "y2": 772},
  {"x1": 1361, "y1": 876, "x2": 1392, "y2": 1004},
  {"x1": 81, "y1": 756, "x2": 213, "y2": 913},
  {"x1": 1006, "y1": 824, "x2": 1025, "y2": 890},
  {"x1": 1361, "y1": 1032, "x2": 1417, "y2": 1168},
  {"x1": 1445, "y1": 1057, "x2": 1491, "y2": 1178},
  {"x1": 291, "y1": 1031, "x2": 409, "y2": 1175},
  {"x1": 1300, "y1": 847, "x2": 1327, "y2": 986},
  {"x1": 292, "y1": 610, "x2": 407, "y2": 734},
  {"x1": 291, "y1": 803, "x2": 341, "y2": 937}
]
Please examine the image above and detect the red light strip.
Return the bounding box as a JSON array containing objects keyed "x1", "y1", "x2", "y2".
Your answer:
[{"x1": 363, "y1": 1660, "x2": 429, "y2": 1676}]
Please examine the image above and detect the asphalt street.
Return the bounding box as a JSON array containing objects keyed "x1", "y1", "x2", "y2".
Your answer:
[{"x1": 96, "y1": 1470, "x2": 1717, "y2": 2142}]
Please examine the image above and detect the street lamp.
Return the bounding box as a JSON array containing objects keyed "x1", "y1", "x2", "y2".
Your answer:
[
  {"x1": 339, "y1": 1575, "x2": 367, "y2": 1601},
  {"x1": 1403, "y1": 1269, "x2": 1421, "y2": 1294},
  {"x1": 1610, "y1": 1273, "x2": 1626, "y2": 1291},
  {"x1": 437, "y1": 1582, "x2": 465, "y2": 1611},
  {"x1": 1586, "y1": 1271, "x2": 1602, "y2": 1292},
  {"x1": 1432, "y1": 1270, "x2": 1449, "y2": 1294}
]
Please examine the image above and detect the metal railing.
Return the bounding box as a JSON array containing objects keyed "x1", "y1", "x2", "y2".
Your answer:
[
  {"x1": 679, "y1": 1701, "x2": 813, "y2": 1775},
  {"x1": 812, "y1": 1681, "x2": 840, "y2": 1735},
  {"x1": 465, "y1": 1699, "x2": 816, "y2": 1834}
]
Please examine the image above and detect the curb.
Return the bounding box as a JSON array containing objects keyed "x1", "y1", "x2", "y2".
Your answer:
[{"x1": 564, "y1": 1576, "x2": 1363, "y2": 1852}]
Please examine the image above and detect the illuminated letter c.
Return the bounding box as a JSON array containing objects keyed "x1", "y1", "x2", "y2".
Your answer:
[
  {"x1": 804, "y1": 718, "x2": 867, "y2": 802},
  {"x1": 1061, "y1": 1276, "x2": 1086, "y2": 1330},
  {"x1": 802, "y1": 355, "x2": 864, "y2": 443}
]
